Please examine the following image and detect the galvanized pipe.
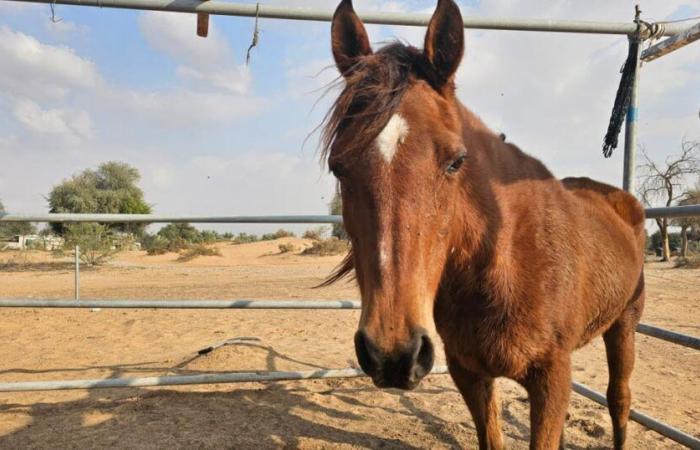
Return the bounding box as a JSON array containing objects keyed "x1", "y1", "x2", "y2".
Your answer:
[
  {"x1": 645, "y1": 204, "x2": 700, "y2": 219},
  {"x1": 641, "y1": 22, "x2": 700, "y2": 62},
  {"x1": 636, "y1": 323, "x2": 700, "y2": 350},
  {"x1": 0, "y1": 299, "x2": 362, "y2": 309},
  {"x1": 622, "y1": 35, "x2": 641, "y2": 194},
  {"x1": 1, "y1": 299, "x2": 698, "y2": 351},
  {"x1": 5, "y1": 0, "x2": 691, "y2": 36},
  {"x1": 2, "y1": 205, "x2": 700, "y2": 224},
  {"x1": 0, "y1": 214, "x2": 343, "y2": 224},
  {"x1": 74, "y1": 245, "x2": 80, "y2": 301},
  {"x1": 0, "y1": 366, "x2": 448, "y2": 392},
  {"x1": 572, "y1": 382, "x2": 700, "y2": 449}
]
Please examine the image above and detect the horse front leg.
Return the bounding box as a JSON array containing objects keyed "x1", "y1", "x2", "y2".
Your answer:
[
  {"x1": 448, "y1": 357, "x2": 504, "y2": 450},
  {"x1": 520, "y1": 353, "x2": 571, "y2": 450}
]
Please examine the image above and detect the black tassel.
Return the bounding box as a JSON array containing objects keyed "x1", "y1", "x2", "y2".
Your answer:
[{"x1": 602, "y1": 39, "x2": 640, "y2": 158}]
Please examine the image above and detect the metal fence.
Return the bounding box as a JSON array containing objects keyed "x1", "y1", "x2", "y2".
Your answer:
[{"x1": 1, "y1": 1, "x2": 699, "y2": 447}]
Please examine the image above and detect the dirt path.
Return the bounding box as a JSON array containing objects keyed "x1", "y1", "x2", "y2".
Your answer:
[{"x1": 0, "y1": 243, "x2": 697, "y2": 449}]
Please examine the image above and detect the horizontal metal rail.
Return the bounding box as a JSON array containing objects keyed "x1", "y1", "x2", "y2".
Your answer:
[
  {"x1": 1, "y1": 205, "x2": 699, "y2": 224},
  {"x1": 0, "y1": 299, "x2": 697, "y2": 351},
  {"x1": 0, "y1": 299, "x2": 361, "y2": 309},
  {"x1": 645, "y1": 204, "x2": 700, "y2": 219},
  {"x1": 0, "y1": 214, "x2": 343, "y2": 224},
  {"x1": 636, "y1": 323, "x2": 700, "y2": 350},
  {"x1": 572, "y1": 382, "x2": 700, "y2": 449},
  {"x1": 0, "y1": 366, "x2": 446, "y2": 392},
  {"x1": 0, "y1": 365, "x2": 694, "y2": 448},
  {"x1": 5, "y1": 0, "x2": 691, "y2": 36},
  {"x1": 641, "y1": 22, "x2": 700, "y2": 62}
]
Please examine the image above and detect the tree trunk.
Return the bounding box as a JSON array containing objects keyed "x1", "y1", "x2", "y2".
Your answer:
[
  {"x1": 680, "y1": 226, "x2": 689, "y2": 258},
  {"x1": 660, "y1": 221, "x2": 671, "y2": 262}
]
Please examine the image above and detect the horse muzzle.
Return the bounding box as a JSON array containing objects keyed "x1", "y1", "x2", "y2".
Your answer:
[{"x1": 354, "y1": 328, "x2": 435, "y2": 390}]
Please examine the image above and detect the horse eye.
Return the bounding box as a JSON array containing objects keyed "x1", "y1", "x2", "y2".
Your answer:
[
  {"x1": 446, "y1": 153, "x2": 467, "y2": 174},
  {"x1": 330, "y1": 163, "x2": 346, "y2": 179}
]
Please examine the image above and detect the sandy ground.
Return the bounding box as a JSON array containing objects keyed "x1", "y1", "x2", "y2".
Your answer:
[{"x1": 0, "y1": 239, "x2": 697, "y2": 449}]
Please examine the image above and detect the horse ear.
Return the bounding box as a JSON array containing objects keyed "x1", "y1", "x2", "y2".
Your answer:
[
  {"x1": 423, "y1": 0, "x2": 464, "y2": 87},
  {"x1": 331, "y1": 0, "x2": 372, "y2": 76}
]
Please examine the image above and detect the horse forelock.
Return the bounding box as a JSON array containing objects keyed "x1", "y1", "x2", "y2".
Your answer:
[{"x1": 321, "y1": 42, "x2": 423, "y2": 166}]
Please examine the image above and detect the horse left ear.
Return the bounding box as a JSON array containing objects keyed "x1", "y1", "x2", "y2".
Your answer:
[
  {"x1": 423, "y1": 0, "x2": 464, "y2": 87},
  {"x1": 332, "y1": 0, "x2": 373, "y2": 77}
]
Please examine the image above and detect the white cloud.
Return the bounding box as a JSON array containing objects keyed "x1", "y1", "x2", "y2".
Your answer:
[
  {"x1": 0, "y1": 26, "x2": 99, "y2": 101},
  {"x1": 138, "y1": 11, "x2": 251, "y2": 94},
  {"x1": 12, "y1": 99, "x2": 93, "y2": 142}
]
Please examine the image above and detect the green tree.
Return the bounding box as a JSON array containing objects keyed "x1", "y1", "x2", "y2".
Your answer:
[
  {"x1": 673, "y1": 188, "x2": 700, "y2": 257},
  {"x1": 0, "y1": 199, "x2": 37, "y2": 238},
  {"x1": 47, "y1": 161, "x2": 151, "y2": 235},
  {"x1": 329, "y1": 188, "x2": 347, "y2": 240}
]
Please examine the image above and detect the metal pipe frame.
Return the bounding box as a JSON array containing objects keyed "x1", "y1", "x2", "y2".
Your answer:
[
  {"x1": 0, "y1": 214, "x2": 343, "y2": 224},
  {"x1": 572, "y1": 382, "x2": 700, "y2": 448},
  {"x1": 0, "y1": 299, "x2": 361, "y2": 309},
  {"x1": 0, "y1": 365, "x2": 695, "y2": 448},
  {"x1": 0, "y1": 299, "x2": 697, "y2": 351},
  {"x1": 636, "y1": 323, "x2": 700, "y2": 350},
  {"x1": 641, "y1": 22, "x2": 700, "y2": 62},
  {"x1": 1, "y1": 205, "x2": 699, "y2": 224},
  {"x1": 5, "y1": 0, "x2": 691, "y2": 36},
  {"x1": 622, "y1": 35, "x2": 641, "y2": 194}
]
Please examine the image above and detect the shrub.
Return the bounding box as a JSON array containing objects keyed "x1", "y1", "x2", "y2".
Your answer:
[
  {"x1": 231, "y1": 232, "x2": 259, "y2": 245},
  {"x1": 176, "y1": 244, "x2": 222, "y2": 262},
  {"x1": 302, "y1": 227, "x2": 329, "y2": 241},
  {"x1": 674, "y1": 256, "x2": 700, "y2": 269},
  {"x1": 64, "y1": 223, "x2": 116, "y2": 266},
  {"x1": 278, "y1": 243, "x2": 297, "y2": 254},
  {"x1": 301, "y1": 237, "x2": 349, "y2": 257},
  {"x1": 262, "y1": 229, "x2": 295, "y2": 241}
]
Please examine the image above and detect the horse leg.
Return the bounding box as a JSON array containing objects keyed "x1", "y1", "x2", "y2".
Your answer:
[
  {"x1": 603, "y1": 289, "x2": 644, "y2": 450},
  {"x1": 521, "y1": 353, "x2": 571, "y2": 450},
  {"x1": 448, "y1": 358, "x2": 504, "y2": 450}
]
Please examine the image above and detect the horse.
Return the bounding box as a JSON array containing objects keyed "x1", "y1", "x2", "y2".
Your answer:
[{"x1": 322, "y1": 1, "x2": 646, "y2": 449}]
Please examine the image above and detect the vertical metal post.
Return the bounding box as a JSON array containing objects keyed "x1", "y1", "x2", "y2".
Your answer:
[
  {"x1": 74, "y1": 245, "x2": 80, "y2": 301},
  {"x1": 622, "y1": 11, "x2": 642, "y2": 193}
]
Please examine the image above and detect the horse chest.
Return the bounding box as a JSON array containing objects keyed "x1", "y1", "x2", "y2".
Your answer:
[{"x1": 435, "y1": 299, "x2": 539, "y2": 379}]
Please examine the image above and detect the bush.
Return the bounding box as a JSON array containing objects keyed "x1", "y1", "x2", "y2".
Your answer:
[
  {"x1": 262, "y1": 229, "x2": 295, "y2": 241},
  {"x1": 278, "y1": 243, "x2": 297, "y2": 254},
  {"x1": 674, "y1": 256, "x2": 700, "y2": 269},
  {"x1": 176, "y1": 244, "x2": 222, "y2": 262},
  {"x1": 64, "y1": 223, "x2": 116, "y2": 266},
  {"x1": 302, "y1": 227, "x2": 329, "y2": 241},
  {"x1": 301, "y1": 237, "x2": 349, "y2": 256},
  {"x1": 231, "y1": 232, "x2": 259, "y2": 245}
]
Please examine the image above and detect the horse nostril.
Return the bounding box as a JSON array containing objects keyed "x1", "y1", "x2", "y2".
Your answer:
[
  {"x1": 411, "y1": 333, "x2": 435, "y2": 381},
  {"x1": 354, "y1": 329, "x2": 382, "y2": 378}
]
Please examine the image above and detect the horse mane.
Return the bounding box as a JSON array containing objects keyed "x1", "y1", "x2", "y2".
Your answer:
[{"x1": 319, "y1": 42, "x2": 425, "y2": 287}]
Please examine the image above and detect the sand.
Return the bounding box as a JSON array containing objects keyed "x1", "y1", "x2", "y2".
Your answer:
[{"x1": 0, "y1": 239, "x2": 697, "y2": 449}]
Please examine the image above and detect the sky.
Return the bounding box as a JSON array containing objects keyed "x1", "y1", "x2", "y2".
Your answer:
[{"x1": 0, "y1": 0, "x2": 698, "y2": 234}]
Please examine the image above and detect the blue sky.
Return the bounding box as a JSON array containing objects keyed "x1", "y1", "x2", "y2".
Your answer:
[{"x1": 0, "y1": 0, "x2": 698, "y2": 234}]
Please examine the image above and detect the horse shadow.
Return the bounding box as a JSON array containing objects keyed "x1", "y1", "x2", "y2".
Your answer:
[{"x1": 0, "y1": 338, "x2": 611, "y2": 449}]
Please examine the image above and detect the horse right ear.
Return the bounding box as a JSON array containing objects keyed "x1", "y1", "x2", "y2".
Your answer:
[{"x1": 331, "y1": 0, "x2": 372, "y2": 77}]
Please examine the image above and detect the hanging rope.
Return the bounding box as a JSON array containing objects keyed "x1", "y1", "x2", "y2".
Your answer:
[
  {"x1": 602, "y1": 7, "x2": 643, "y2": 158},
  {"x1": 246, "y1": 3, "x2": 260, "y2": 65}
]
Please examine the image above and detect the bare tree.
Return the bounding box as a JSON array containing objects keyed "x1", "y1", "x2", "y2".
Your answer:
[
  {"x1": 674, "y1": 187, "x2": 700, "y2": 257},
  {"x1": 637, "y1": 140, "x2": 699, "y2": 261}
]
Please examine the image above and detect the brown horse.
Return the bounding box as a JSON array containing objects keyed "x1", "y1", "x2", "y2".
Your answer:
[{"x1": 323, "y1": 1, "x2": 646, "y2": 449}]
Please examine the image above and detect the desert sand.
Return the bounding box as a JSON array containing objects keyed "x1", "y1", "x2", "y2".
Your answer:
[{"x1": 0, "y1": 239, "x2": 697, "y2": 449}]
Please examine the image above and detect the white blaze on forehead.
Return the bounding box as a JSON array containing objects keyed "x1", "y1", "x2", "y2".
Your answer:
[{"x1": 375, "y1": 114, "x2": 409, "y2": 163}]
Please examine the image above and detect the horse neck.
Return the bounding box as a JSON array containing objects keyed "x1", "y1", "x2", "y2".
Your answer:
[{"x1": 450, "y1": 103, "x2": 553, "y2": 276}]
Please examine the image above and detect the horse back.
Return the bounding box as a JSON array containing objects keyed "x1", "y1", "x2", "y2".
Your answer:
[{"x1": 561, "y1": 177, "x2": 645, "y2": 244}]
